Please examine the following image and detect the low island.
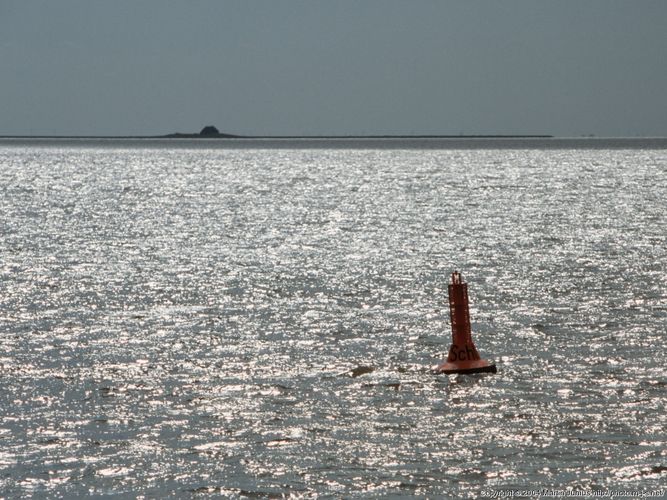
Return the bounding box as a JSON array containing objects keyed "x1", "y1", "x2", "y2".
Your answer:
[
  {"x1": 163, "y1": 125, "x2": 239, "y2": 139},
  {"x1": 161, "y1": 126, "x2": 552, "y2": 140}
]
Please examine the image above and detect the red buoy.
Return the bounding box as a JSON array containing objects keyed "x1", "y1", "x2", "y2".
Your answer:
[{"x1": 434, "y1": 271, "x2": 497, "y2": 374}]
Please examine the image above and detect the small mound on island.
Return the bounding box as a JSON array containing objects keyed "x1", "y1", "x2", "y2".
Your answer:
[
  {"x1": 163, "y1": 127, "x2": 238, "y2": 138},
  {"x1": 200, "y1": 125, "x2": 220, "y2": 136}
]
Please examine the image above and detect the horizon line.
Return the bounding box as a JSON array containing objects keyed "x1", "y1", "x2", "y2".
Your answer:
[{"x1": 3, "y1": 134, "x2": 667, "y2": 140}]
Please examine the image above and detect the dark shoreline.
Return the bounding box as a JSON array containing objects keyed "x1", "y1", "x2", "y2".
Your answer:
[{"x1": 2, "y1": 135, "x2": 666, "y2": 149}]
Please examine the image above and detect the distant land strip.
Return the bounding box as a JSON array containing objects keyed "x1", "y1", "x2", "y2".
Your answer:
[
  {"x1": 4, "y1": 135, "x2": 667, "y2": 149},
  {"x1": 163, "y1": 133, "x2": 556, "y2": 139}
]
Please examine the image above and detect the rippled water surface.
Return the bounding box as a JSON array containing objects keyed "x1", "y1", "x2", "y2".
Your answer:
[{"x1": 1, "y1": 140, "x2": 666, "y2": 497}]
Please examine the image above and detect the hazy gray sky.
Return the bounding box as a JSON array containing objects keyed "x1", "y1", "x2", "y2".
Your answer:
[{"x1": 1, "y1": 0, "x2": 666, "y2": 137}]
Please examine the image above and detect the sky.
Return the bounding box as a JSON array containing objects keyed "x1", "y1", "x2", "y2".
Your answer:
[{"x1": 1, "y1": 0, "x2": 666, "y2": 137}]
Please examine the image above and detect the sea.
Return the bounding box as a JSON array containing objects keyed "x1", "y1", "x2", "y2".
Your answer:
[{"x1": 1, "y1": 138, "x2": 665, "y2": 498}]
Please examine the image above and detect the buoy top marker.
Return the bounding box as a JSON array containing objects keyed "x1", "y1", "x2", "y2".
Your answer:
[{"x1": 434, "y1": 271, "x2": 497, "y2": 375}]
